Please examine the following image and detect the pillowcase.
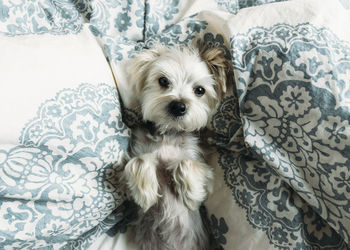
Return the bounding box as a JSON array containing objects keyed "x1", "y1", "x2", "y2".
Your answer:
[{"x1": 0, "y1": 26, "x2": 130, "y2": 249}]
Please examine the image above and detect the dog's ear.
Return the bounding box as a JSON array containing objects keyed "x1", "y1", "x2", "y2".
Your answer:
[
  {"x1": 200, "y1": 47, "x2": 230, "y2": 100},
  {"x1": 127, "y1": 46, "x2": 165, "y2": 95}
]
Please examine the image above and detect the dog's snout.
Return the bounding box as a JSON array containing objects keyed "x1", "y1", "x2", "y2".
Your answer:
[{"x1": 168, "y1": 101, "x2": 186, "y2": 117}]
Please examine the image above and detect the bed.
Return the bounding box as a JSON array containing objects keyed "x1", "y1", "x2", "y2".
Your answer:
[{"x1": 1, "y1": 0, "x2": 350, "y2": 249}]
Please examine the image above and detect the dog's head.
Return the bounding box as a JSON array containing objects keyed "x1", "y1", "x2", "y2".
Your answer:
[{"x1": 127, "y1": 45, "x2": 229, "y2": 133}]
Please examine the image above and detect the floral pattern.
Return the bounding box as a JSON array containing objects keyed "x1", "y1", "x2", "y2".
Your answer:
[
  {"x1": 0, "y1": 0, "x2": 84, "y2": 36},
  {"x1": 209, "y1": 22, "x2": 350, "y2": 248},
  {"x1": 87, "y1": 0, "x2": 207, "y2": 63},
  {"x1": 1, "y1": 0, "x2": 350, "y2": 249},
  {"x1": 215, "y1": 0, "x2": 288, "y2": 14},
  {"x1": 0, "y1": 83, "x2": 130, "y2": 249},
  {"x1": 210, "y1": 214, "x2": 229, "y2": 247}
]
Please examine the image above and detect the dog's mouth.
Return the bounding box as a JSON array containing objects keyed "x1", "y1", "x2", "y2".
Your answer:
[
  {"x1": 170, "y1": 114, "x2": 185, "y2": 121},
  {"x1": 141, "y1": 99, "x2": 194, "y2": 133},
  {"x1": 150, "y1": 115, "x2": 189, "y2": 135}
]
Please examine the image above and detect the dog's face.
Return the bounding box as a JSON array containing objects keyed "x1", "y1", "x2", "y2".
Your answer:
[{"x1": 128, "y1": 45, "x2": 228, "y2": 133}]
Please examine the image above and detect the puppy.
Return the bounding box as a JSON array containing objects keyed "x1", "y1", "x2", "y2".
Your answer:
[{"x1": 121, "y1": 44, "x2": 229, "y2": 250}]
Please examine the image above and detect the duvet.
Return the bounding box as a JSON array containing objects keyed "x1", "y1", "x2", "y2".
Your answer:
[{"x1": 0, "y1": 0, "x2": 350, "y2": 249}]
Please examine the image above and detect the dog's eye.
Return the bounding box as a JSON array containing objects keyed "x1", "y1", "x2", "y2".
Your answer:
[
  {"x1": 158, "y1": 77, "x2": 170, "y2": 88},
  {"x1": 194, "y1": 86, "x2": 205, "y2": 97}
]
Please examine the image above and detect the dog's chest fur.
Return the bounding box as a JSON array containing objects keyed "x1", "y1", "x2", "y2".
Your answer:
[
  {"x1": 127, "y1": 127, "x2": 209, "y2": 250},
  {"x1": 130, "y1": 126, "x2": 201, "y2": 166}
]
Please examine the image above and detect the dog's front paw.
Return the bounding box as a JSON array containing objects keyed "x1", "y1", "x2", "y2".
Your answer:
[
  {"x1": 123, "y1": 154, "x2": 159, "y2": 211},
  {"x1": 171, "y1": 159, "x2": 214, "y2": 210}
]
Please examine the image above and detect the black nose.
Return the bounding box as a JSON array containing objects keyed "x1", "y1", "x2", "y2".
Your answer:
[{"x1": 168, "y1": 101, "x2": 186, "y2": 117}]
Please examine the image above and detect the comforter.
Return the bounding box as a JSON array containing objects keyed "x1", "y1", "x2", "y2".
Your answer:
[{"x1": 0, "y1": 0, "x2": 350, "y2": 249}]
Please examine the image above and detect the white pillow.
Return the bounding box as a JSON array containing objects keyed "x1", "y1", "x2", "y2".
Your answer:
[{"x1": 0, "y1": 27, "x2": 130, "y2": 249}]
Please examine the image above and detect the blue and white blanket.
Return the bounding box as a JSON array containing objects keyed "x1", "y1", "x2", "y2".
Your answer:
[{"x1": 0, "y1": 0, "x2": 350, "y2": 249}]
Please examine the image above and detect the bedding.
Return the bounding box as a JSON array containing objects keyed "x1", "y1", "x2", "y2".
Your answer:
[
  {"x1": 0, "y1": 0, "x2": 350, "y2": 249},
  {"x1": 0, "y1": 28, "x2": 131, "y2": 249}
]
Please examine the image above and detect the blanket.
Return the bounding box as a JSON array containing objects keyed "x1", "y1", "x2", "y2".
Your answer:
[{"x1": 0, "y1": 0, "x2": 350, "y2": 249}]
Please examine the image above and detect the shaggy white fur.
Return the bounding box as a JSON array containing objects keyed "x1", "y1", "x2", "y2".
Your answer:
[{"x1": 120, "y1": 44, "x2": 229, "y2": 250}]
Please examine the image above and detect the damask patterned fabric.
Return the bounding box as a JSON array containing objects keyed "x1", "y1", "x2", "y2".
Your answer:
[
  {"x1": 0, "y1": 0, "x2": 350, "y2": 249},
  {"x1": 0, "y1": 29, "x2": 131, "y2": 249}
]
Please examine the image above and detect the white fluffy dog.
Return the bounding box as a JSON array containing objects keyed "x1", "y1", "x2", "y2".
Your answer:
[{"x1": 121, "y1": 44, "x2": 229, "y2": 250}]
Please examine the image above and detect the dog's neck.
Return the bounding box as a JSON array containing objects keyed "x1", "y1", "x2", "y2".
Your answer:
[
  {"x1": 141, "y1": 120, "x2": 193, "y2": 137},
  {"x1": 142, "y1": 120, "x2": 158, "y2": 136}
]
